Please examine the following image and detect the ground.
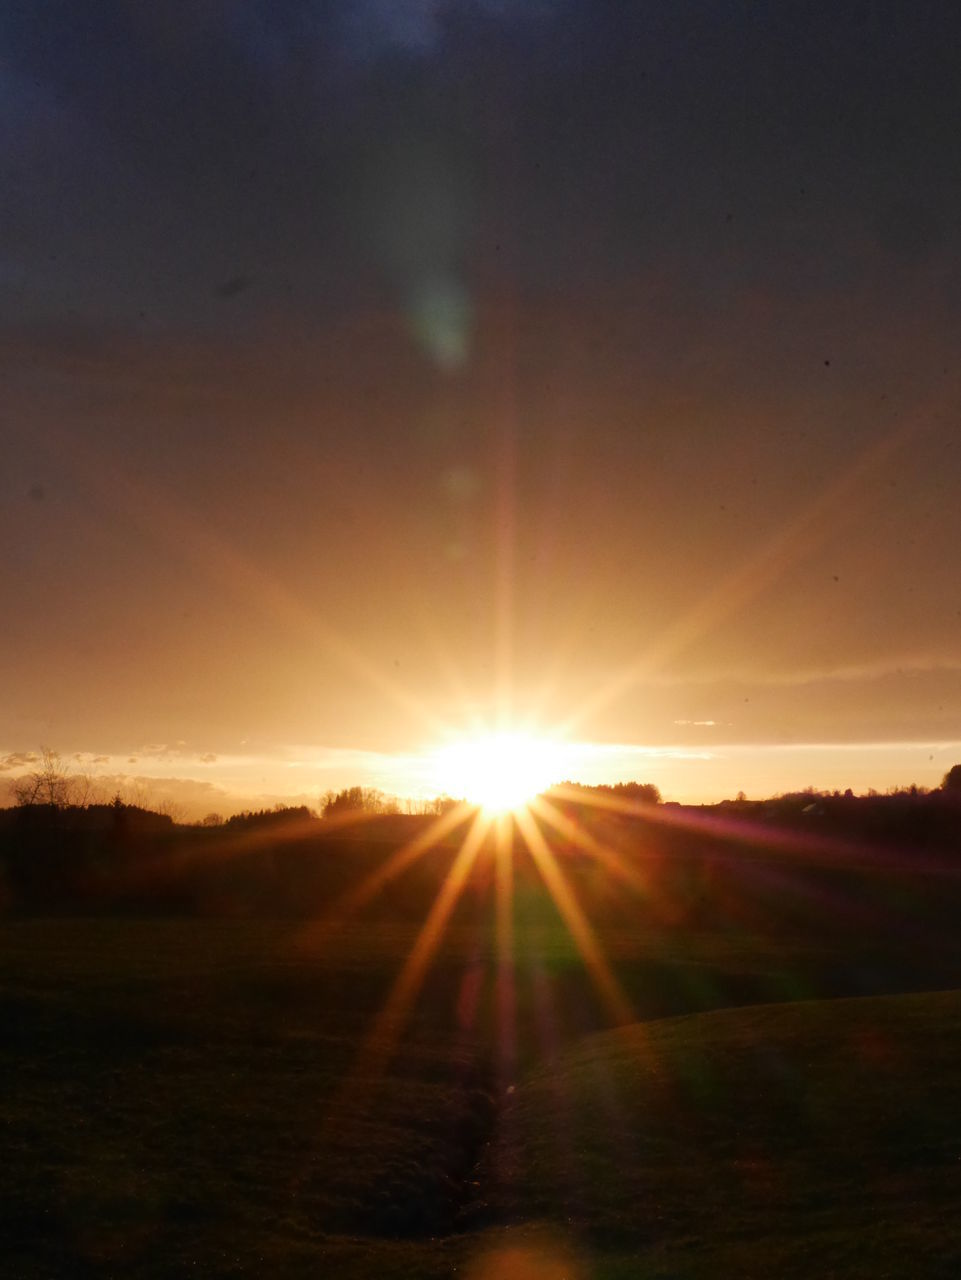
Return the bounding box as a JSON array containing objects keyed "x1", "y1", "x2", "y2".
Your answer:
[{"x1": 3, "y1": 823, "x2": 961, "y2": 1276}]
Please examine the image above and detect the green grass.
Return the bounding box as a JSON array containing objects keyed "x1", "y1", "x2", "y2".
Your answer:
[
  {"x1": 481, "y1": 990, "x2": 961, "y2": 1277},
  {"x1": 0, "y1": 920, "x2": 495, "y2": 1276},
  {"x1": 3, "y1": 873, "x2": 961, "y2": 1277}
]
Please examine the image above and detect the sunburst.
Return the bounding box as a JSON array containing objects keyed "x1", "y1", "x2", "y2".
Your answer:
[{"x1": 426, "y1": 728, "x2": 571, "y2": 816}]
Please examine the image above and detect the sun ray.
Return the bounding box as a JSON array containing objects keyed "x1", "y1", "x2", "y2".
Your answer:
[
  {"x1": 33, "y1": 423, "x2": 448, "y2": 737},
  {"x1": 488, "y1": 220, "x2": 520, "y2": 740},
  {"x1": 524, "y1": 950, "x2": 581, "y2": 1201},
  {"x1": 542, "y1": 784, "x2": 909, "y2": 942},
  {"x1": 546, "y1": 782, "x2": 885, "y2": 870},
  {"x1": 530, "y1": 794, "x2": 651, "y2": 900},
  {"x1": 558, "y1": 409, "x2": 939, "y2": 737},
  {"x1": 295, "y1": 802, "x2": 476, "y2": 953},
  {"x1": 353, "y1": 811, "x2": 490, "y2": 1081},
  {"x1": 493, "y1": 813, "x2": 517, "y2": 1084},
  {"x1": 116, "y1": 805, "x2": 329, "y2": 897},
  {"x1": 513, "y1": 806, "x2": 635, "y2": 1026}
]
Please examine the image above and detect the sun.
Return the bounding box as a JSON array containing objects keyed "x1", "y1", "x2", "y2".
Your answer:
[{"x1": 427, "y1": 730, "x2": 568, "y2": 816}]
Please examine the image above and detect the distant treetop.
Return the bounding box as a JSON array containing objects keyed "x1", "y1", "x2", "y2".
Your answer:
[
  {"x1": 321, "y1": 787, "x2": 398, "y2": 818},
  {"x1": 551, "y1": 781, "x2": 661, "y2": 806}
]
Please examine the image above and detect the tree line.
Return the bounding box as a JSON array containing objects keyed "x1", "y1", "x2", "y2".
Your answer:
[{"x1": 5, "y1": 747, "x2": 961, "y2": 827}]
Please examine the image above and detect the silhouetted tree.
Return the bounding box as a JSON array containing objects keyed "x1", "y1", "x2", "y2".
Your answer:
[
  {"x1": 427, "y1": 795, "x2": 460, "y2": 815},
  {"x1": 550, "y1": 780, "x2": 661, "y2": 806},
  {"x1": 610, "y1": 781, "x2": 661, "y2": 805},
  {"x1": 224, "y1": 806, "x2": 314, "y2": 830},
  {"x1": 322, "y1": 786, "x2": 397, "y2": 818},
  {"x1": 12, "y1": 748, "x2": 91, "y2": 808},
  {"x1": 942, "y1": 764, "x2": 961, "y2": 794}
]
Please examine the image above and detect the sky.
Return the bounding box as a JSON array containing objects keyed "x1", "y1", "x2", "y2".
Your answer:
[{"x1": 2, "y1": 1, "x2": 960, "y2": 816}]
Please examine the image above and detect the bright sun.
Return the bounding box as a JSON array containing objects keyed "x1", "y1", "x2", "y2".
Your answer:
[{"x1": 428, "y1": 730, "x2": 568, "y2": 815}]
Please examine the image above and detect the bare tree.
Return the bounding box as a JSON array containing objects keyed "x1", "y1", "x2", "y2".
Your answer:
[
  {"x1": 13, "y1": 749, "x2": 76, "y2": 807},
  {"x1": 69, "y1": 768, "x2": 103, "y2": 808},
  {"x1": 11, "y1": 748, "x2": 99, "y2": 809}
]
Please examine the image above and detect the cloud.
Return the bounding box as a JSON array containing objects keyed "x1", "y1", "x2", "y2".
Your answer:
[
  {"x1": 650, "y1": 656, "x2": 961, "y2": 691},
  {"x1": 91, "y1": 774, "x2": 327, "y2": 822},
  {"x1": 0, "y1": 751, "x2": 40, "y2": 772},
  {"x1": 67, "y1": 773, "x2": 236, "y2": 821},
  {"x1": 748, "y1": 659, "x2": 961, "y2": 689},
  {"x1": 129, "y1": 744, "x2": 189, "y2": 761}
]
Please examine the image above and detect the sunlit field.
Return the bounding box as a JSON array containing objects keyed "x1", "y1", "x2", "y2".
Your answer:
[{"x1": 4, "y1": 800, "x2": 961, "y2": 1277}]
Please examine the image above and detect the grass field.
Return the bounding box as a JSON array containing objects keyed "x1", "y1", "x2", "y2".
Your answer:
[
  {"x1": 481, "y1": 990, "x2": 961, "y2": 1277},
  {"x1": 3, "y1": 822, "x2": 961, "y2": 1276}
]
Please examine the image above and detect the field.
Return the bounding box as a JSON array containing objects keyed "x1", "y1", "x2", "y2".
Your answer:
[{"x1": 3, "y1": 812, "x2": 961, "y2": 1276}]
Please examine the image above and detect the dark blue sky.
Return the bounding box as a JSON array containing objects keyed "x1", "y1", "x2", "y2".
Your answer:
[{"x1": 3, "y1": 1, "x2": 959, "y2": 325}]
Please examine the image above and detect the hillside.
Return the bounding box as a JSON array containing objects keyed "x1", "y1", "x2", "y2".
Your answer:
[{"x1": 477, "y1": 990, "x2": 961, "y2": 1277}]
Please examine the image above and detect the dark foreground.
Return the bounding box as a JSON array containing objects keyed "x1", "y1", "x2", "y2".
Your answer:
[{"x1": 3, "y1": 808, "x2": 961, "y2": 1276}]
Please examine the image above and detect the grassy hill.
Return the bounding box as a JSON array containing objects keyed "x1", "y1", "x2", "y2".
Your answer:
[
  {"x1": 3, "y1": 807, "x2": 961, "y2": 1276},
  {"x1": 478, "y1": 990, "x2": 961, "y2": 1277}
]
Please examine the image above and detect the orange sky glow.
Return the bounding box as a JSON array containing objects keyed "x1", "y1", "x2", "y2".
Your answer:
[{"x1": 2, "y1": 5, "x2": 960, "y2": 818}]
